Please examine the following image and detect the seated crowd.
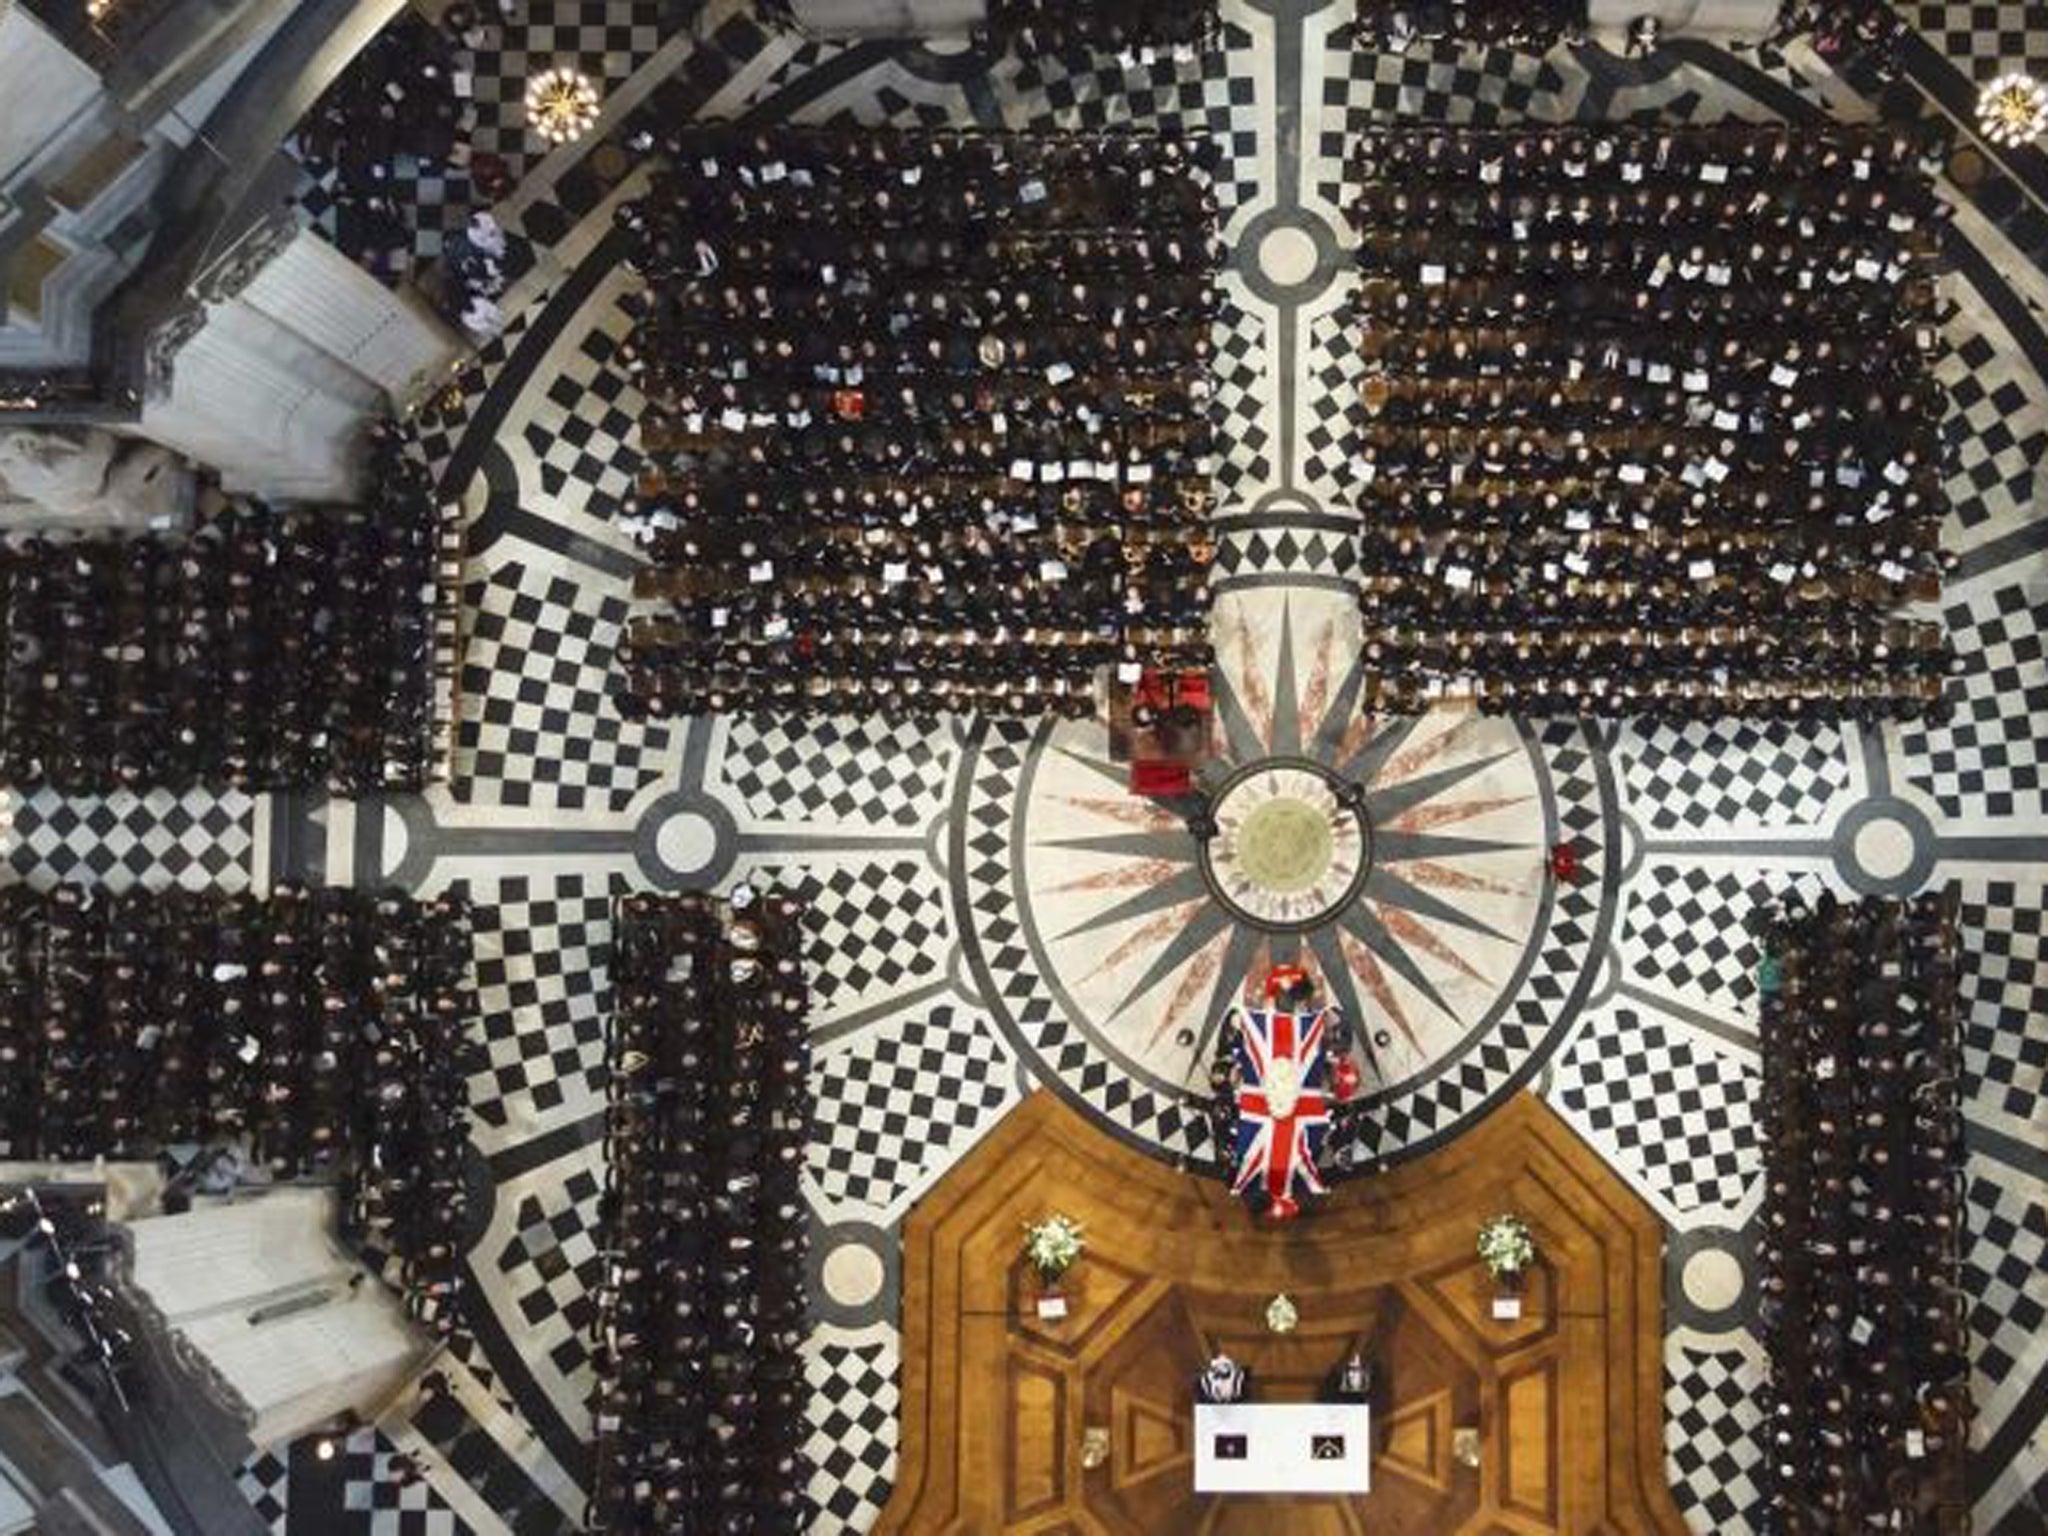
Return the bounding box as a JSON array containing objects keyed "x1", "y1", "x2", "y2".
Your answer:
[
  {"x1": 612, "y1": 125, "x2": 1219, "y2": 720},
  {"x1": 0, "y1": 424, "x2": 444, "y2": 795},
  {"x1": 1347, "y1": 123, "x2": 1953, "y2": 720},
  {"x1": 1756, "y1": 891, "x2": 1970, "y2": 1533},
  {"x1": 984, "y1": 0, "x2": 1220, "y2": 53},
  {"x1": 591, "y1": 892, "x2": 811, "y2": 1533},
  {"x1": 1352, "y1": 1, "x2": 1587, "y2": 49},
  {"x1": 0, "y1": 885, "x2": 475, "y2": 1333},
  {"x1": 288, "y1": 6, "x2": 522, "y2": 325},
  {"x1": 1772, "y1": 1, "x2": 1914, "y2": 79},
  {"x1": 289, "y1": 11, "x2": 463, "y2": 282}
]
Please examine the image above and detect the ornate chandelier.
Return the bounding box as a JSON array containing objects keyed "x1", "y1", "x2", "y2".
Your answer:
[
  {"x1": 524, "y1": 66, "x2": 601, "y2": 147},
  {"x1": 1976, "y1": 72, "x2": 2048, "y2": 150}
]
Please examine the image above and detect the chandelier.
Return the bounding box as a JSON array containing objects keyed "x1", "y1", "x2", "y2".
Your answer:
[
  {"x1": 1976, "y1": 72, "x2": 2048, "y2": 150},
  {"x1": 525, "y1": 66, "x2": 601, "y2": 147}
]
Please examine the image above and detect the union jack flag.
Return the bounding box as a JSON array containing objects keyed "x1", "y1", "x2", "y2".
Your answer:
[{"x1": 1229, "y1": 1007, "x2": 1333, "y2": 1207}]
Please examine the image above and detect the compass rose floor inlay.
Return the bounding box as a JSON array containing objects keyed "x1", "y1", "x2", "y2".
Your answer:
[
  {"x1": 957, "y1": 590, "x2": 1619, "y2": 1175},
  {"x1": 1203, "y1": 759, "x2": 1370, "y2": 930}
]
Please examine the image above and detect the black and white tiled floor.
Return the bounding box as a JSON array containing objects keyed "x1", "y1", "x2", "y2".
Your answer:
[
  {"x1": 457, "y1": 562, "x2": 672, "y2": 812},
  {"x1": 3, "y1": 787, "x2": 257, "y2": 890},
  {"x1": 1550, "y1": 1007, "x2": 1762, "y2": 1221},
  {"x1": 288, "y1": 0, "x2": 673, "y2": 283},
  {"x1": 462, "y1": 872, "x2": 618, "y2": 1139},
  {"x1": 1902, "y1": 582, "x2": 2048, "y2": 823},
  {"x1": 1663, "y1": 1333, "x2": 1768, "y2": 1530},
  {"x1": 236, "y1": 1448, "x2": 290, "y2": 1533},
  {"x1": 1902, "y1": 0, "x2": 2048, "y2": 84},
  {"x1": 9, "y1": 3, "x2": 2048, "y2": 1534}
]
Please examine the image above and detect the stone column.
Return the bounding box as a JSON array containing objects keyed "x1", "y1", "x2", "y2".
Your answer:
[
  {"x1": 0, "y1": 426, "x2": 193, "y2": 531},
  {"x1": 138, "y1": 220, "x2": 460, "y2": 501}
]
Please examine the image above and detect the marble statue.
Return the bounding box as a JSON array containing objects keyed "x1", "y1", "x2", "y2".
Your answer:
[{"x1": 0, "y1": 427, "x2": 193, "y2": 531}]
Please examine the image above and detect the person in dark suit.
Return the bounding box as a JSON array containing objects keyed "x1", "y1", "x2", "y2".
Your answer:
[
  {"x1": 1322, "y1": 1350, "x2": 1375, "y2": 1404},
  {"x1": 1197, "y1": 1351, "x2": 1252, "y2": 1404}
]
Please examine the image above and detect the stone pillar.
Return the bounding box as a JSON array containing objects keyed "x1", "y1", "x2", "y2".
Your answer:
[
  {"x1": 138, "y1": 220, "x2": 459, "y2": 502},
  {"x1": 0, "y1": 427, "x2": 193, "y2": 532},
  {"x1": 0, "y1": 5, "x2": 102, "y2": 182},
  {"x1": 235, "y1": 223, "x2": 458, "y2": 401},
  {"x1": 121, "y1": 1187, "x2": 428, "y2": 1453}
]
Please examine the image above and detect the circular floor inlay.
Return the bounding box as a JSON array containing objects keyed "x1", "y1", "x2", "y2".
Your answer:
[
  {"x1": 657, "y1": 810, "x2": 718, "y2": 876},
  {"x1": 1236, "y1": 796, "x2": 1335, "y2": 893},
  {"x1": 822, "y1": 1242, "x2": 886, "y2": 1308},
  {"x1": 1682, "y1": 1248, "x2": 1744, "y2": 1313},
  {"x1": 1204, "y1": 762, "x2": 1370, "y2": 930},
  {"x1": 1851, "y1": 814, "x2": 1916, "y2": 881},
  {"x1": 1258, "y1": 224, "x2": 1319, "y2": 287}
]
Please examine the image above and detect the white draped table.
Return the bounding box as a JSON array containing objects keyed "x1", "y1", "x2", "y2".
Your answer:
[{"x1": 1192, "y1": 1404, "x2": 1373, "y2": 1495}]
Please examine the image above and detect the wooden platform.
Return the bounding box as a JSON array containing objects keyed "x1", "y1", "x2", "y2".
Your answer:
[{"x1": 879, "y1": 1091, "x2": 1687, "y2": 1536}]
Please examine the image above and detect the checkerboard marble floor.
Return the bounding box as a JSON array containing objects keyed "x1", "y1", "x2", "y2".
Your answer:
[{"x1": 9, "y1": 4, "x2": 2048, "y2": 1535}]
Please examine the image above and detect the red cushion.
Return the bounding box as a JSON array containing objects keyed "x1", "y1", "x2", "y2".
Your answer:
[{"x1": 1130, "y1": 761, "x2": 1193, "y2": 796}]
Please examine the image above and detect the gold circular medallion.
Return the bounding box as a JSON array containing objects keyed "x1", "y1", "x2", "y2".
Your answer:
[{"x1": 1234, "y1": 797, "x2": 1336, "y2": 895}]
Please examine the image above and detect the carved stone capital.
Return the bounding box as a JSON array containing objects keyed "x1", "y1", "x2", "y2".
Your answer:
[
  {"x1": 191, "y1": 207, "x2": 302, "y2": 308},
  {"x1": 143, "y1": 301, "x2": 209, "y2": 400}
]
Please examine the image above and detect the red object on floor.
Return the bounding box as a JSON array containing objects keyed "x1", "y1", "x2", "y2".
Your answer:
[
  {"x1": 1332, "y1": 1057, "x2": 1361, "y2": 1103},
  {"x1": 1133, "y1": 667, "x2": 1212, "y2": 714},
  {"x1": 1268, "y1": 1194, "x2": 1301, "y2": 1222},
  {"x1": 469, "y1": 152, "x2": 512, "y2": 201},
  {"x1": 1549, "y1": 840, "x2": 1581, "y2": 882},
  {"x1": 1129, "y1": 760, "x2": 1193, "y2": 797},
  {"x1": 1263, "y1": 963, "x2": 1310, "y2": 1003}
]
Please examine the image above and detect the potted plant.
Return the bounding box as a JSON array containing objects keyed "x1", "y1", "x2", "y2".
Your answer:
[
  {"x1": 1022, "y1": 1214, "x2": 1085, "y2": 1319},
  {"x1": 1477, "y1": 1214, "x2": 1535, "y2": 1318}
]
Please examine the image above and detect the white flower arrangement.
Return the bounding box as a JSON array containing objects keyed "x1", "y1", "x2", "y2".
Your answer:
[
  {"x1": 1476, "y1": 1214, "x2": 1535, "y2": 1282},
  {"x1": 1265, "y1": 1293, "x2": 1299, "y2": 1334},
  {"x1": 1022, "y1": 1214, "x2": 1085, "y2": 1283}
]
